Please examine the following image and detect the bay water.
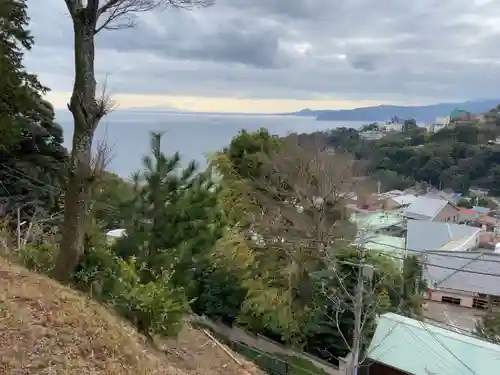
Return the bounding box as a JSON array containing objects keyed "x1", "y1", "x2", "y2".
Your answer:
[{"x1": 56, "y1": 110, "x2": 365, "y2": 177}]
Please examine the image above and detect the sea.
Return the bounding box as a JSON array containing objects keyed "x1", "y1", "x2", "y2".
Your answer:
[{"x1": 56, "y1": 110, "x2": 366, "y2": 178}]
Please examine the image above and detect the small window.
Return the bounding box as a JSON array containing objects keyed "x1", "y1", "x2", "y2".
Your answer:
[
  {"x1": 473, "y1": 298, "x2": 488, "y2": 309},
  {"x1": 441, "y1": 296, "x2": 461, "y2": 305}
]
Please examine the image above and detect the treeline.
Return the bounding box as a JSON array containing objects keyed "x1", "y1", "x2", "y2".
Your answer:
[{"x1": 311, "y1": 116, "x2": 500, "y2": 194}]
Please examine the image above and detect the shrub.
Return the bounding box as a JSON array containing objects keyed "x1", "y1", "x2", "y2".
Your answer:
[
  {"x1": 111, "y1": 257, "x2": 189, "y2": 338},
  {"x1": 75, "y1": 247, "x2": 189, "y2": 338},
  {"x1": 17, "y1": 243, "x2": 58, "y2": 274}
]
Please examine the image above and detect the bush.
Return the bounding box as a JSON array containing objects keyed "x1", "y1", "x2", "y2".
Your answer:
[
  {"x1": 17, "y1": 243, "x2": 58, "y2": 274},
  {"x1": 109, "y1": 257, "x2": 189, "y2": 338},
  {"x1": 75, "y1": 247, "x2": 189, "y2": 338}
]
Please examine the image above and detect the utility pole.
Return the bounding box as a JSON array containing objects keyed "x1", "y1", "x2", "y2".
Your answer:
[
  {"x1": 399, "y1": 217, "x2": 409, "y2": 312},
  {"x1": 351, "y1": 231, "x2": 366, "y2": 375}
]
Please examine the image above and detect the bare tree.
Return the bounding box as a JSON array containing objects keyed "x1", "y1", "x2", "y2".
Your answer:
[
  {"x1": 53, "y1": 0, "x2": 214, "y2": 281},
  {"x1": 250, "y1": 135, "x2": 396, "y2": 372},
  {"x1": 254, "y1": 134, "x2": 364, "y2": 252}
]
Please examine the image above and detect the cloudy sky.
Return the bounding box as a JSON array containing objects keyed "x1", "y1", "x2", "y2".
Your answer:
[{"x1": 26, "y1": 0, "x2": 500, "y2": 113}]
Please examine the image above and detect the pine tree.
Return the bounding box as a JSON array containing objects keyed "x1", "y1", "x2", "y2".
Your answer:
[{"x1": 115, "y1": 132, "x2": 226, "y2": 290}]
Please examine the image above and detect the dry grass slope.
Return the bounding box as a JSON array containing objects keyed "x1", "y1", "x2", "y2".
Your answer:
[{"x1": 0, "y1": 258, "x2": 264, "y2": 375}]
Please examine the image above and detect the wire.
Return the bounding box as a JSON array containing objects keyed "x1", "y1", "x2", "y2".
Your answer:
[
  {"x1": 1, "y1": 163, "x2": 120, "y2": 215},
  {"x1": 258, "y1": 235, "x2": 500, "y2": 277},
  {"x1": 412, "y1": 318, "x2": 479, "y2": 375},
  {"x1": 366, "y1": 238, "x2": 500, "y2": 264}
]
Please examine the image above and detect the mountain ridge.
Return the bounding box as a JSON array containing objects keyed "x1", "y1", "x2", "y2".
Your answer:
[{"x1": 285, "y1": 99, "x2": 500, "y2": 122}]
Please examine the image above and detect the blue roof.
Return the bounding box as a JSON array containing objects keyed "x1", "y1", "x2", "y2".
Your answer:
[
  {"x1": 367, "y1": 313, "x2": 500, "y2": 375},
  {"x1": 473, "y1": 206, "x2": 491, "y2": 215}
]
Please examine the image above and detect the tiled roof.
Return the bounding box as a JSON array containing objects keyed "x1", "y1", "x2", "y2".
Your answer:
[
  {"x1": 424, "y1": 251, "x2": 500, "y2": 296},
  {"x1": 458, "y1": 207, "x2": 478, "y2": 217},
  {"x1": 368, "y1": 313, "x2": 500, "y2": 375}
]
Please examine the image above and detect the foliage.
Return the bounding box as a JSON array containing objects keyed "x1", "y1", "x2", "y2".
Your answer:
[
  {"x1": 475, "y1": 309, "x2": 500, "y2": 344},
  {"x1": 109, "y1": 257, "x2": 189, "y2": 338},
  {"x1": 305, "y1": 247, "x2": 401, "y2": 361},
  {"x1": 15, "y1": 242, "x2": 58, "y2": 274},
  {"x1": 90, "y1": 171, "x2": 135, "y2": 230},
  {"x1": 315, "y1": 117, "x2": 500, "y2": 193},
  {"x1": 114, "y1": 132, "x2": 225, "y2": 290},
  {"x1": 0, "y1": 0, "x2": 68, "y2": 218},
  {"x1": 457, "y1": 198, "x2": 473, "y2": 209},
  {"x1": 223, "y1": 128, "x2": 283, "y2": 181},
  {"x1": 73, "y1": 243, "x2": 189, "y2": 338}
]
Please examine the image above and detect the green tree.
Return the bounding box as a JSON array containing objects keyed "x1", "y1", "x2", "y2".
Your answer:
[
  {"x1": 114, "y1": 132, "x2": 225, "y2": 290},
  {"x1": 224, "y1": 128, "x2": 282, "y2": 180},
  {"x1": 0, "y1": 0, "x2": 68, "y2": 218},
  {"x1": 457, "y1": 198, "x2": 473, "y2": 209},
  {"x1": 475, "y1": 310, "x2": 500, "y2": 344},
  {"x1": 0, "y1": 0, "x2": 48, "y2": 144}
]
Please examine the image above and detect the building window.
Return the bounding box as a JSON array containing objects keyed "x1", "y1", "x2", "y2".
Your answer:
[
  {"x1": 441, "y1": 296, "x2": 461, "y2": 305},
  {"x1": 473, "y1": 298, "x2": 488, "y2": 309}
]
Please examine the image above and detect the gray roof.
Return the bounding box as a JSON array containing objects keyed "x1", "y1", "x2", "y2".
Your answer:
[
  {"x1": 404, "y1": 196, "x2": 450, "y2": 220},
  {"x1": 407, "y1": 220, "x2": 480, "y2": 253},
  {"x1": 424, "y1": 251, "x2": 500, "y2": 296}
]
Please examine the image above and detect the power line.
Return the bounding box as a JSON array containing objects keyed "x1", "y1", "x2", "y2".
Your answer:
[
  {"x1": 1, "y1": 164, "x2": 119, "y2": 215},
  {"x1": 258, "y1": 235, "x2": 500, "y2": 277}
]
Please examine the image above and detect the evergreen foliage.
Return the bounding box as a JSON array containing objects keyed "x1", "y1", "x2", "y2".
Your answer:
[{"x1": 0, "y1": 0, "x2": 68, "y2": 218}]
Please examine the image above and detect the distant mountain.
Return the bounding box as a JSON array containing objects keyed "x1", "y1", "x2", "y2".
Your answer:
[
  {"x1": 282, "y1": 108, "x2": 322, "y2": 117},
  {"x1": 289, "y1": 99, "x2": 500, "y2": 123}
]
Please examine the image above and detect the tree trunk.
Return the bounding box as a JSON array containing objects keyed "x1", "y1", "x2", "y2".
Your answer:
[{"x1": 53, "y1": 16, "x2": 100, "y2": 282}]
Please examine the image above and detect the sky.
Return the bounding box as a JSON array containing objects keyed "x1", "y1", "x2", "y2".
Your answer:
[{"x1": 25, "y1": 0, "x2": 500, "y2": 113}]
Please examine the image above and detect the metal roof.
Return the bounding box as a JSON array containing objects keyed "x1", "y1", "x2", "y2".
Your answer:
[
  {"x1": 368, "y1": 313, "x2": 500, "y2": 375},
  {"x1": 404, "y1": 196, "x2": 451, "y2": 220},
  {"x1": 351, "y1": 211, "x2": 404, "y2": 231},
  {"x1": 407, "y1": 220, "x2": 480, "y2": 253},
  {"x1": 424, "y1": 251, "x2": 500, "y2": 296}
]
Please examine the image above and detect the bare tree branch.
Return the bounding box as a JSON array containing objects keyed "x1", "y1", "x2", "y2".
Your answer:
[
  {"x1": 254, "y1": 134, "x2": 364, "y2": 252},
  {"x1": 95, "y1": 0, "x2": 215, "y2": 33}
]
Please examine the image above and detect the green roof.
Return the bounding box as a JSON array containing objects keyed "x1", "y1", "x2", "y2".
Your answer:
[
  {"x1": 368, "y1": 313, "x2": 500, "y2": 375},
  {"x1": 364, "y1": 235, "x2": 405, "y2": 254},
  {"x1": 351, "y1": 212, "x2": 404, "y2": 231}
]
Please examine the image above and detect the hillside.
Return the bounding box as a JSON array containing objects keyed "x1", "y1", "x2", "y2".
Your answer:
[
  {"x1": 0, "y1": 257, "x2": 263, "y2": 375},
  {"x1": 287, "y1": 99, "x2": 500, "y2": 122}
]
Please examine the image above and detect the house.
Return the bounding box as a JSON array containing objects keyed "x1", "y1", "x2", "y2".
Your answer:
[
  {"x1": 366, "y1": 313, "x2": 500, "y2": 375},
  {"x1": 407, "y1": 220, "x2": 481, "y2": 253},
  {"x1": 457, "y1": 207, "x2": 479, "y2": 224},
  {"x1": 404, "y1": 196, "x2": 460, "y2": 222},
  {"x1": 351, "y1": 211, "x2": 405, "y2": 234},
  {"x1": 384, "y1": 194, "x2": 417, "y2": 209},
  {"x1": 424, "y1": 251, "x2": 500, "y2": 310}
]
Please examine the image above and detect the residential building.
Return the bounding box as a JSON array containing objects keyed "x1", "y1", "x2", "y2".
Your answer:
[
  {"x1": 366, "y1": 313, "x2": 500, "y2": 375},
  {"x1": 351, "y1": 211, "x2": 405, "y2": 234},
  {"x1": 383, "y1": 193, "x2": 417, "y2": 209},
  {"x1": 407, "y1": 220, "x2": 480, "y2": 253},
  {"x1": 450, "y1": 108, "x2": 473, "y2": 122},
  {"x1": 424, "y1": 251, "x2": 500, "y2": 310},
  {"x1": 404, "y1": 196, "x2": 460, "y2": 222}
]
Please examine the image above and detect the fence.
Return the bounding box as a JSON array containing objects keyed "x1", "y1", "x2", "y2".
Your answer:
[{"x1": 191, "y1": 315, "x2": 347, "y2": 375}]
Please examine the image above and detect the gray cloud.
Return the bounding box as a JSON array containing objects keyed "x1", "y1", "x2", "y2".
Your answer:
[{"x1": 25, "y1": 0, "x2": 500, "y2": 106}]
